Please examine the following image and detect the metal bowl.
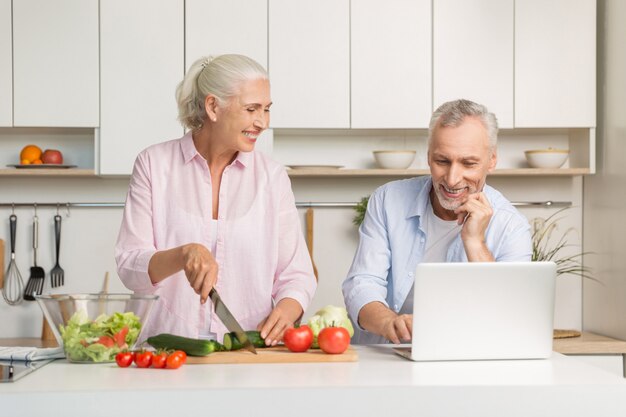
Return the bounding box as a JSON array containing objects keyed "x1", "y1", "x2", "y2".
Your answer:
[{"x1": 35, "y1": 293, "x2": 158, "y2": 363}]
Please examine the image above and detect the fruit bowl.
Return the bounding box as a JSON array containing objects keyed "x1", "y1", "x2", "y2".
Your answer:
[
  {"x1": 524, "y1": 149, "x2": 569, "y2": 169},
  {"x1": 35, "y1": 293, "x2": 158, "y2": 363},
  {"x1": 372, "y1": 150, "x2": 416, "y2": 169}
]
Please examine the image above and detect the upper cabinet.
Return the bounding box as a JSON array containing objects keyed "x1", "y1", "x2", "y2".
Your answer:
[
  {"x1": 351, "y1": 0, "x2": 431, "y2": 129},
  {"x1": 433, "y1": 0, "x2": 514, "y2": 128},
  {"x1": 0, "y1": 0, "x2": 11, "y2": 127},
  {"x1": 186, "y1": 0, "x2": 267, "y2": 69},
  {"x1": 12, "y1": 0, "x2": 98, "y2": 127},
  {"x1": 515, "y1": 0, "x2": 596, "y2": 128},
  {"x1": 269, "y1": 0, "x2": 350, "y2": 129},
  {"x1": 99, "y1": 0, "x2": 184, "y2": 175}
]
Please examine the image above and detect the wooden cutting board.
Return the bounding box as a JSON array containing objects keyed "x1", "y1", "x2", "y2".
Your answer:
[{"x1": 186, "y1": 346, "x2": 358, "y2": 364}]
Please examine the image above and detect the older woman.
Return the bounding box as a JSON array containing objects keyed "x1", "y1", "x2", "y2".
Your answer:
[{"x1": 115, "y1": 54, "x2": 316, "y2": 346}]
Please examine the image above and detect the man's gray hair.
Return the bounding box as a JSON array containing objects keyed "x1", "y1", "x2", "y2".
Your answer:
[{"x1": 428, "y1": 99, "x2": 498, "y2": 149}]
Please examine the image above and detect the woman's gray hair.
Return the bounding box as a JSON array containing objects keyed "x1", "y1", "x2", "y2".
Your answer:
[
  {"x1": 428, "y1": 99, "x2": 499, "y2": 150},
  {"x1": 176, "y1": 54, "x2": 268, "y2": 131}
]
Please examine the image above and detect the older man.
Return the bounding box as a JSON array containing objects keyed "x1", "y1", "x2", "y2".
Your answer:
[{"x1": 342, "y1": 99, "x2": 532, "y2": 345}]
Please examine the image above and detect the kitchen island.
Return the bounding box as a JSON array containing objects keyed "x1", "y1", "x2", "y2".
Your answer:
[{"x1": 2, "y1": 345, "x2": 625, "y2": 417}]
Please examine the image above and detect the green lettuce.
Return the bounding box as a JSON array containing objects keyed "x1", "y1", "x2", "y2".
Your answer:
[
  {"x1": 60, "y1": 311, "x2": 142, "y2": 362},
  {"x1": 306, "y1": 305, "x2": 354, "y2": 348}
]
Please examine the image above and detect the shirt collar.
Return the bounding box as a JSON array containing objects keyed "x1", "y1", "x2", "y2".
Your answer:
[
  {"x1": 180, "y1": 131, "x2": 251, "y2": 168},
  {"x1": 408, "y1": 176, "x2": 433, "y2": 219}
]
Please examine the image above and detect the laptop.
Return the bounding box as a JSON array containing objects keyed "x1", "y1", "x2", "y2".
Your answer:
[{"x1": 394, "y1": 262, "x2": 556, "y2": 361}]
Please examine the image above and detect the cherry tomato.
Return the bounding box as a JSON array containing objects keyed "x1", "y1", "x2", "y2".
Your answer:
[
  {"x1": 151, "y1": 351, "x2": 168, "y2": 369},
  {"x1": 318, "y1": 327, "x2": 351, "y2": 354},
  {"x1": 115, "y1": 351, "x2": 134, "y2": 368},
  {"x1": 171, "y1": 350, "x2": 187, "y2": 364},
  {"x1": 283, "y1": 325, "x2": 314, "y2": 352},
  {"x1": 166, "y1": 352, "x2": 184, "y2": 369},
  {"x1": 134, "y1": 350, "x2": 154, "y2": 368}
]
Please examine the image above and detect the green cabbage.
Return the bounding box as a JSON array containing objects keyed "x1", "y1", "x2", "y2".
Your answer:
[{"x1": 306, "y1": 305, "x2": 354, "y2": 348}]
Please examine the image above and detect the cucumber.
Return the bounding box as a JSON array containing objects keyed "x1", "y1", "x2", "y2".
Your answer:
[
  {"x1": 147, "y1": 333, "x2": 225, "y2": 356},
  {"x1": 223, "y1": 331, "x2": 266, "y2": 350}
]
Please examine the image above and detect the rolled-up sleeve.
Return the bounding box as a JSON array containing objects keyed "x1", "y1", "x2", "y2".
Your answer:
[
  {"x1": 115, "y1": 153, "x2": 158, "y2": 293},
  {"x1": 271, "y1": 170, "x2": 317, "y2": 311},
  {"x1": 342, "y1": 188, "x2": 392, "y2": 328}
]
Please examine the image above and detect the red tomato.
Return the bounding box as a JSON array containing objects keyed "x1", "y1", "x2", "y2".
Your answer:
[
  {"x1": 318, "y1": 327, "x2": 351, "y2": 354},
  {"x1": 166, "y1": 352, "x2": 185, "y2": 369},
  {"x1": 151, "y1": 351, "x2": 168, "y2": 369},
  {"x1": 115, "y1": 351, "x2": 134, "y2": 368},
  {"x1": 113, "y1": 326, "x2": 129, "y2": 348},
  {"x1": 171, "y1": 350, "x2": 187, "y2": 364},
  {"x1": 134, "y1": 351, "x2": 154, "y2": 368},
  {"x1": 283, "y1": 325, "x2": 314, "y2": 352},
  {"x1": 96, "y1": 335, "x2": 115, "y2": 348}
]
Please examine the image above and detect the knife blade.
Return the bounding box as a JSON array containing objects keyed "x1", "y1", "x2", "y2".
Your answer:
[{"x1": 209, "y1": 288, "x2": 257, "y2": 354}]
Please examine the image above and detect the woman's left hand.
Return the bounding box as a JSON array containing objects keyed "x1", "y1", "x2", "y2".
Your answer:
[{"x1": 257, "y1": 298, "x2": 303, "y2": 346}]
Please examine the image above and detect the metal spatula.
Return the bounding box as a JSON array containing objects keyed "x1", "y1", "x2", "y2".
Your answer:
[{"x1": 24, "y1": 215, "x2": 45, "y2": 301}]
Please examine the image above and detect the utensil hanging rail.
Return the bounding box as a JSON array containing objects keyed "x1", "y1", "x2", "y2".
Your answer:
[{"x1": 0, "y1": 201, "x2": 573, "y2": 209}]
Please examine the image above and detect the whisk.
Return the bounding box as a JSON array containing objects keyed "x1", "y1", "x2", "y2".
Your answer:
[{"x1": 3, "y1": 214, "x2": 24, "y2": 305}]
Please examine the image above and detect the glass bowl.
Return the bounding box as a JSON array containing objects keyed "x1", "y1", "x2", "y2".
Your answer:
[{"x1": 35, "y1": 293, "x2": 158, "y2": 363}]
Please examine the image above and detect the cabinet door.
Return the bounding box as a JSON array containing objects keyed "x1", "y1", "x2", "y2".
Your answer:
[
  {"x1": 351, "y1": 0, "x2": 431, "y2": 128},
  {"x1": 515, "y1": 0, "x2": 596, "y2": 127},
  {"x1": 434, "y1": 0, "x2": 513, "y2": 128},
  {"x1": 186, "y1": 0, "x2": 267, "y2": 69},
  {"x1": 99, "y1": 0, "x2": 184, "y2": 175},
  {"x1": 0, "y1": 0, "x2": 11, "y2": 126},
  {"x1": 13, "y1": 0, "x2": 98, "y2": 127},
  {"x1": 269, "y1": 0, "x2": 350, "y2": 128}
]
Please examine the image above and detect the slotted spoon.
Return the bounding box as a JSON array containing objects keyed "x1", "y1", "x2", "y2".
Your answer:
[{"x1": 24, "y1": 215, "x2": 45, "y2": 301}]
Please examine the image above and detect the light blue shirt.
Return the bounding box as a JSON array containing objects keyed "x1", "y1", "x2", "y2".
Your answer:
[{"x1": 342, "y1": 176, "x2": 532, "y2": 344}]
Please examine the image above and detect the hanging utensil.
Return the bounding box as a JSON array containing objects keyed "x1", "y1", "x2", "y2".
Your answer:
[
  {"x1": 3, "y1": 214, "x2": 24, "y2": 305},
  {"x1": 50, "y1": 214, "x2": 64, "y2": 287},
  {"x1": 305, "y1": 208, "x2": 318, "y2": 281},
  {"x1": 0, "y1": 239, "x2": 4, "y2": 289},
  {"x1": 24, "y1": 214, "x2": 45, "y2": 301}
]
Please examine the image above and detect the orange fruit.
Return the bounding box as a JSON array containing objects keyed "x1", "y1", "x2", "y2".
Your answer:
[
  {"x1": 20, "y1": 145, "x2": 42, "y2": 163},
  {"x1": 32, "y1": 159, "x2": 43, "y2": 164},
  {"x1": 20, "y1": 159, "x2": 31, "y2": 165}
]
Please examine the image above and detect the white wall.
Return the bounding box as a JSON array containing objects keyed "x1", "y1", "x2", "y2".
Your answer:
[{"x1": 583, "y1": 0, "x2": 626, "y2": 338}]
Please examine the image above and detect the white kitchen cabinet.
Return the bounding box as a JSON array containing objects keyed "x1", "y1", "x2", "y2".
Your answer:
[
  {"x1": 0, "y1": 0, "x2": 11, "y2": 127},
  {"x1": 186, "y1": 0, "x2": 267, "y2": 70},
  {"x1": 12, "y1": 0, "x2": 98, "y2": 127},
  {"x1": 433, "y1": 0, "x2": 514, "y2": 128},
  {"x1": 99, "y1": 0, "x2": 184, "y2": 175},
  {"x1": 515, "y1": 0, "x2": 596, "y2": 128},
  {"x1": 269, "y1": 0, "x2": 350, "y2": 128},
  {"x1": 351, "y1": 0, "x2": 431, "y2": 129}
]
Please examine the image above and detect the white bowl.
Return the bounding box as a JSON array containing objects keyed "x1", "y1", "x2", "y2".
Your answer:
[
  {"x1": 524, "y1": 149, "x2": 569, "y2": 169},
  {"x1": 373, "y1": 150, "x2": 416, "y2": 169}
]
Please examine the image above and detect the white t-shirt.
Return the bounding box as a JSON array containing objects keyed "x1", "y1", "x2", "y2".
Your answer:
[
  {"x1": 199, "y1": 219, "x2": 219, "y2": 340},
  {"x1": 401, "y1": 199, "x2": 462, "y2": 314}
]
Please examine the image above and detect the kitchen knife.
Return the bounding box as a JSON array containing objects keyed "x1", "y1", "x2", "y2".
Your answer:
[{"x1": 209, "y1": 288, "x2": 257, "y2": 354}]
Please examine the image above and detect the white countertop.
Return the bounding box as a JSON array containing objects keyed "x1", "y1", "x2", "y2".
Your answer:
[{"x1": 2, "y1": 346, "x2": 626, "y2": 417}]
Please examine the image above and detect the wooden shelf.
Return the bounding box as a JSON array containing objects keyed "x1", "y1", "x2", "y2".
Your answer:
[
  {"x1": 0, "y1": 168, "x2": 96, "y2": 177},
  {"x1": 287, "y1": 167, "x2": 591, "y2": 178}
]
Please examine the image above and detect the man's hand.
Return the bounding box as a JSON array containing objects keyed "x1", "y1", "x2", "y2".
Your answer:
[
  {"x1": 358, "y1": 301, "x2": 413, "y2": 344},
  {"x1": 454, "y1": 192, "x2": 495, "y2": 261}
]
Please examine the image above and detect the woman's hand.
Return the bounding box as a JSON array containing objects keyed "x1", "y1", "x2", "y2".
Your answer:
[
  {"x1": 181, "y1": 243, "x2": 218, "y2": 303},
  {"x1": 257, "y1": 298, "x2": 303, "y2": 346}
]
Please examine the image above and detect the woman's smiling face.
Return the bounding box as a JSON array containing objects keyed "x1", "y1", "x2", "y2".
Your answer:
[
  {"x1": 428, "y1": 116, "x2": 497, "y2": 219},
  {"x1": 213, "y1": 78, "x2": 272, "y2": 153}
]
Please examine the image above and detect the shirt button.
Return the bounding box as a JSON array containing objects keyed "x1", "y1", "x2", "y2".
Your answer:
[
  {"x1": 393, "y1": 304, "x2": 399, "y2": 311},
  {"x1": 408, "y1": 272, "x2": 413, "y2": 277},
  {"x1": 420, "y1": 238, "x2": 425, "y2": 243}
]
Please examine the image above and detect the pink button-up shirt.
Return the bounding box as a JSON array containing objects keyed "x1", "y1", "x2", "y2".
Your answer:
[{"x1": 115, "y1": 132, "x2": 316, "y2": 341}]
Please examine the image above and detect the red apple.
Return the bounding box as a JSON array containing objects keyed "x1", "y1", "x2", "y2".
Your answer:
[{"x1": 41, "y1": 149, "x2": 63, "y2": 164}]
